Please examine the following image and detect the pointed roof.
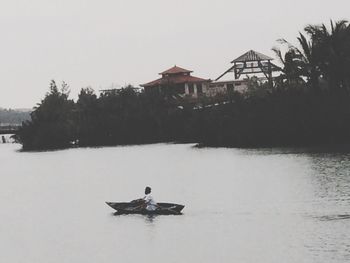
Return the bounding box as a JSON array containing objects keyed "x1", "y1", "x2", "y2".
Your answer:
[
  {"x1": 159, "y1": 65, "x2": 193, "y2": 75},
  {"x1": 142, "y1": 75, "x2": 209, "y2": 87},
  {"x1": 231, "y1": 50, "x2": 273, "y2": 63}
]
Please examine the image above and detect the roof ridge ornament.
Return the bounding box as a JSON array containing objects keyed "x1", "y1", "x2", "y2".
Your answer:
[{"x1": 159, "y1": 65, "x2": 193, "y2": 75}]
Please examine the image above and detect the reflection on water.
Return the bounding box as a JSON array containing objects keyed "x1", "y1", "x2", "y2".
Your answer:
[
  {"x1": 144, "y1": 215, "x2": 157, "y2": 224},
  {"x1": 112, "y1": 212, "x2": 158, "y2": 224},
  {"x1": 0, "y1": 143, "x2": 350, "y2": 262}
]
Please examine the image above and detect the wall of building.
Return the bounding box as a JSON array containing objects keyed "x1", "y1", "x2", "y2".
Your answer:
[
  {"x1": 143, "y1": 80, "x2": 248, "y2": 100},
  {"x1": 184, "y1": 83, "x2": 209, "y2": 98},
  {"x1": 205, "y1": 80, "x2": 248, "y2": 97}
]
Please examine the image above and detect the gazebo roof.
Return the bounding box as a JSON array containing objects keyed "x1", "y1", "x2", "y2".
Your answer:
[
  {"x1": 231, "y1": 50, "x2": 273, "y2": 63},
  {"x1": 142, "y1": 75, "x2": 209, "y2": 87},
  {"x1": 142, "y1": 65, "x2": 210, "y2": 87},
  {"x1": 159, "y1": 66, "x2": 193, "y2": 75}
]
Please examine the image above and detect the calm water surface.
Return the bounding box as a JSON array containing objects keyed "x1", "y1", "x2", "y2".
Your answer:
[{"x1": 0, "y1": 143, "x2": 350, "y2": 262}]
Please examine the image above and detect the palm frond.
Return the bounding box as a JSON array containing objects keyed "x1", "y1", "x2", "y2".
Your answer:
[{"x1": 272, "y1": 46, "x2": 285, "y2": 65}]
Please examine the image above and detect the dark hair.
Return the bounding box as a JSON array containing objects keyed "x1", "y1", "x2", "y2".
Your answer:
[{"x1": 145, "y1": 186, "x2": 151, "y2": 194}]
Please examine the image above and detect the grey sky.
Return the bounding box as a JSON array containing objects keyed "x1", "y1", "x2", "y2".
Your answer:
[{"x1": 1, "y1": 0, "x2": 349, "y2": 108}]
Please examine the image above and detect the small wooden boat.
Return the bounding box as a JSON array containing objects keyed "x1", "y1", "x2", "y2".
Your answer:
[{"x1": 106, "y1": 202, "x2": 185, "y2": 215}]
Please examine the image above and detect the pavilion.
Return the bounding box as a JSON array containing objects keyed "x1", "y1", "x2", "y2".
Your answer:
[
  {"x1": 213, "y1": 50, "x2": 280, "y2": 91},
  {"x1": 141, "y1": 66, "x2": 211, "y2": 98}
]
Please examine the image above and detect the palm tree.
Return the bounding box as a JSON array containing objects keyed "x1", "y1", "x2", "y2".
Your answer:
[
  {"x1": 273, "y1": 20, "x2": 350, "y2": 92},
  {"x1": 296, "y1": 33, "x2": 321, "y2": 91},
  {"x1": 272, "y1": 33, "x2": 320, "y2": 90},
  {"x1": 272, "y1": 45, "x2": 303, "y2": 84},
  {"x1": 304, "y1": 20, "x2": 350, "y2": 91}
]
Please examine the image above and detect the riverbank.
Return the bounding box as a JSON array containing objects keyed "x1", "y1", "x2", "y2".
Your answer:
[{"x1": 15, "y1": 85, "x2": 350, "y2": 151}]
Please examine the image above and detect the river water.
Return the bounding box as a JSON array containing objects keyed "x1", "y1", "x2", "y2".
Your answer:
[{"x1": 0, "y1": 143, "x2": 349, "y2": 263}]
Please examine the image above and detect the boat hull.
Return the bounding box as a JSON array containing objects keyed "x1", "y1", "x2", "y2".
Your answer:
[{"x1": 106, "y1": 202, "x2": 184, "y2": 215}]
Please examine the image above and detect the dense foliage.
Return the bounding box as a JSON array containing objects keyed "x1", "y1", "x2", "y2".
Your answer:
[
  {"x1": 194, "y1": 86, "x2": 350, "y2": 147},
  {"x1": 17, "y1": 81, "x2": 76, "y2": 150},
  {"x1": 17, "y1": 20, "x2": 350, "y2": 150},
  {"x1": 17, "y1": 82, "x2": 191, "y2": 150}
]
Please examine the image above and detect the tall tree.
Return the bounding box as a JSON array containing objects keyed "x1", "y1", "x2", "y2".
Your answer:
[
  {"x1": 273, "y1": 33, "x2": 320, "y2": 91},
  {"x1": 305, "y1": 20, "x2": 350, "y2": 91},
  {"x1": 17, "y1": 80, "x2": 76, "y2": 150}
]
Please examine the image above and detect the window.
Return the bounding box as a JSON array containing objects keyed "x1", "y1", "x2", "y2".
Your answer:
[
  {"x1": 188, "y1": 84, "x2": 194, "y2": 94},
  {"x1": 197, "y1": 84, "x2": 203, "y2": 93}
]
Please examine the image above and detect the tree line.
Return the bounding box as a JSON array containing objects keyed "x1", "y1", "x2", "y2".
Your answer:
[
  {"x1": 16, "y1": 81, "x2": 191, "y2": 150},
  {"x1": 0, "y1": 108, "x2": 30, "y2": 125},
  {"x1": 16, "y1": 20, "x2": 350, "y2": 150}
]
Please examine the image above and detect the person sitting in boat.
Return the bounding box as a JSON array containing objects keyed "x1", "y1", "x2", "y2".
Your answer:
[{"x1": 143, "y1": 186, "x2": 158, "y2": 211}]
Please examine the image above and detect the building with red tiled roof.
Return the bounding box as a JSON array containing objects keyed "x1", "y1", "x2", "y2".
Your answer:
[
  {"x1": 159, "y1": 66, "x2": 193, "y2": 76},
  {"x1": 141, "y1": 66, "x2": 211, "y2": 98}
]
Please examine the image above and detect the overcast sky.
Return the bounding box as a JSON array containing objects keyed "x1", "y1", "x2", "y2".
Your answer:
[{"x1": 1, "y1": 0, "x2": 349, "y2": 108}]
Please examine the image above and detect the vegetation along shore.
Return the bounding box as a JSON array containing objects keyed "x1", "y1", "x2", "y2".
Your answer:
[{"x1": 16, "y1": 20, "x2": 350, "y2": 151}]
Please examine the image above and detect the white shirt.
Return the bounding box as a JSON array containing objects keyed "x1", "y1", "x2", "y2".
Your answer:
[{"x1": 143, "y1": 194, "x2": 157, "y2": 211}]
